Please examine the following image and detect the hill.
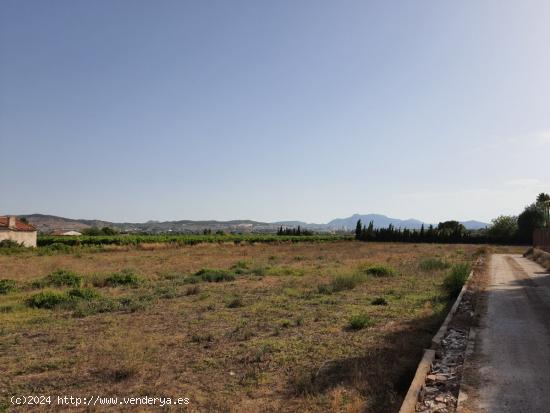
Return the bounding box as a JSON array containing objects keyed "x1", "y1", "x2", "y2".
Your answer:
[{"x1": 18, "y1": 213, "x2": 488, "y2": 234}]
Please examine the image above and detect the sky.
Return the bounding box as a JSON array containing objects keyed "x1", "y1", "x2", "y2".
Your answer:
[{"x1": 1, "y1": 0, "x2": 549, "y2": 224}]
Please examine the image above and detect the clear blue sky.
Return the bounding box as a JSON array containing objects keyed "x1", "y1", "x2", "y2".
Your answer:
[{"x1": 1, "y1": 0, "x2": 549, "y2": 223}]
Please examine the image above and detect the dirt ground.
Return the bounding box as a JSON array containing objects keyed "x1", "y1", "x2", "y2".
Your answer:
[
  {"x1": 0, "y1": 242, "x2": 521, "y2": 412},
  {"x1": 458, "y1": 254, "x2": 550, "y2": 413}
]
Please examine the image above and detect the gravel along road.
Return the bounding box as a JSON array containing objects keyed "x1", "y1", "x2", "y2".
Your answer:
[{"x1": 460, "y1": 254, "x2": 550, "y2": 413}]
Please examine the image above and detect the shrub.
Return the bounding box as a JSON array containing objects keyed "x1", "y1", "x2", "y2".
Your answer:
[
  {"x1": 362, "y1": 265, "x2": 395, "y2": 277},
  {"x1": 104, "y1": 270, "x2": 142, "y2": 287},
  {"x1": 371, "y1": 297, "x2": 388, "y2": 306},
  {"x1": 67, "y1": 287, "x2": 101, "y2": 301},
  {"x1": 443, "y1": 263, "x2": 471, "y2": 298},
  {"x1": 154, "y1": 285, "x2": 178, "y2": 299},
  {"x1": 347, "y1": 313, "x2": 373, "y2": 331},
  {"x1": 0, "y1": 239, "x2": 23, "y2": 248},
  {"x1": 44, "y1": 243, "x2": 72, "y2": 253},
  {"x1": 231, "y1": 261, "x2": 249, "y2": 274},
  {"x1": 26, "y1": 291, "x2": 70, "y2": 309},
  {"x1": 46, "y1": 270, "x2": 82, "y2": 287},
  {"x1": 280, "y1": 319, "x2": 292, "y2": 328},
  {"x1": 321, "y1": 273, "x2": 368, "y2": 294},
  {"x1": 249, "y1": 265, "x2": 266, "y2": 277},
  {"x1": 0, "y1": 279, "x2": 17, "y2": 294},
  {"x1": 419, "y1": 258, "x2": 450, "y2": 271},
  {"x1": 72, "y1": 298, "x2": 120, "y2": 317},
  {"x1": 331, "y1": 275, "x2": 360, "y2": 291},
  {"x1": 117, "y1": 296, "x2": 150, "y2": 312},
  {"x1": 195, "y1": 268, "x2": 235, "y2": 282}
]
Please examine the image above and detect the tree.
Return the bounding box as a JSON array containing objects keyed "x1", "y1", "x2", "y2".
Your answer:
[
  {"x1": 536, "y1": 192, "x2": 550, "y2": 204},
  {"x1": 487, "y1": 215, "x2": 517, "y2": 241},
  {"x1": 437, "y1": 221, "x2": 466, "y2": 241},
  {"x1": 355, "y1": 220, "x2": 362, "y2": 240},
  {"x1": 82, "y1": 226, "x2": 102, "y2": 236},
  {"x1": 101, "y1": 226, "x2": 117, "y2": 235},
  {"x1": 517, "y1": 204, "x2": 545, "y2": 243},
  {"x1": 537, "y1": 193, "x2": 550, "y2": 227}
]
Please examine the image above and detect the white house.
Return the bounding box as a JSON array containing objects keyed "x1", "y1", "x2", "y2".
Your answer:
[
  {"x1": 52, "y1": 230, "x2": 82, "y2": 236},
  {"x1": 0, "y1": 216, "x2": 37, "y2": 247}
]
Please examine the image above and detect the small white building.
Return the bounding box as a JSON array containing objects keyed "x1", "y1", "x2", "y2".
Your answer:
[
  {"x1": 0, "y1": 216, "x2": 37, "y2": 247},
  {"x1": 52, "y1": 230, "x2": 82, "y2": 236}
]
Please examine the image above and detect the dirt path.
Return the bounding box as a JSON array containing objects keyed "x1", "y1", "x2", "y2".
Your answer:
[{"x1": 459, "y1": 254, "x2": 550, "y2": 413}]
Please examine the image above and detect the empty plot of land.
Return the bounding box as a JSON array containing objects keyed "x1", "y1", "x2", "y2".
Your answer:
[{"x1": 0, "y1": 242, "x2": 518, "y2": 412}]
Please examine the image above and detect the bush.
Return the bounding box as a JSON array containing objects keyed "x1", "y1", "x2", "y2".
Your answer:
[
  {"x1": 331, "y1": 274, "x2": 362, "y2": 291},
  {"x1": 104, "y1": 270, "x2": 142, "y2": 287},
  {"x1": 231, "y1": 261, "x2": 249, "y2": 274},
  {"x1": 117, "y1": 296, "x2": 150, "y2": 312},
  {"x1": 443, "y1": 263, "x2": 471, "y2": 298},
  {"x1": 45, "y1": 270, "x2": 82, "y2": 287},
  {"x1": 44, "y1": 243, "x2": 73, "y2": 253},
  {"x1": 371, "y1": 297, "x2": 388, "y2": 306},
  {"x1": 347, "y1": 313, "x2": 372, "y2": 330},
  {"x1": 0, "y1": 239, "x2": 23, "y2": 248},
  {"x1": 361, "y1": 264, "x2": 395, "y2": 277},
  {"x1": 26, "y1": 291, "x2": 70, "y2": 309},
  {"x1": 319, "y1": 273, "x2": 368, "y2": 294},
  {"x1": 195, "y1": 268, "x2": 235, "y2": 282},
  {"x1": 0, "y1": 279, "x2": 17, "y2": 294},
  {"x1": 67, "y1": 287, "x2": 101, "y2": 300},
  {"x1": 419, "y1": 258, "x2": 450, "y2": 271},
  {"x1": 72, "y1": 298, "x2": 119, "y2": 317}
]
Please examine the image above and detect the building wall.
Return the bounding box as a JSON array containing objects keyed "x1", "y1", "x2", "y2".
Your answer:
[{"x1": 0, "y1": 230, "x2": 37, "y2": 247}]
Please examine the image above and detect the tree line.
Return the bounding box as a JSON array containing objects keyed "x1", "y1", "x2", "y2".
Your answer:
[
  {"x1": 277, "y1": 225, "x2": 313, "y2": 236},
  {"x1": 355, "y1": 193, "x2": 550, "y2": 245}
]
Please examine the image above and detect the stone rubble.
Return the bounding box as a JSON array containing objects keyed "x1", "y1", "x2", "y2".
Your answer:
[{"x1": 415, "y1": 292, "x2": 474, "y2": 413}]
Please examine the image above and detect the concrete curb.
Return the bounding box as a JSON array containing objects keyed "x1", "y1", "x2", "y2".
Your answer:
[
  {"x1": 431, "y1": 268, "x2": 474, "y2": 350},
  {"x1": 398, "y1": 349, "x2": 436, "y2": 413},
  {"x1": 455, "y1": 327, "x2": 478, "y2": 413},
  {"x1": 398, "y1": 265, "x2": 476, "y2": 413}
]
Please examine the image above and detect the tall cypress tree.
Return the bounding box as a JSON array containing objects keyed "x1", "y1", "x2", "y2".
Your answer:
[{"x1": 355, "y1": 220, "x2": 362, "y2": 239}]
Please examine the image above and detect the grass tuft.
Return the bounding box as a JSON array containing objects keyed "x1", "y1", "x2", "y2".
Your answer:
[
  {"x1": 318, "y1": 273, "x2": 368, "y2": 294},
  {"x1": 26, "y1": 291, "x2": 70, "y2": 309},
  {"x1": 371, "y1": 297, "x2": 388, "y2": 306},
  {"x1": 194, "y1": 268, "x2": 236, "y2": 282},
  {"x1": 419, "y1": 258, "x2": 450, "y2": 271},
  {"x1": 227, "y1": 297, "x2": 244, "y2": 308},
  {"x1": 347, "y1": 313, "x2": 373, "y2": 330},
  {"x1": 45, "y1": 270, "x2": 83, "y2": 287},
  {"x1": 361, "y1": 264, "x2": 396, "y2": 277},
  {"x1": 0, "y1": 279, "x2": 17, "y2": 295},
  {"x1": 104, "y1": 270, "x2": 143, "y2": 287},
  {"x1": 442, "y1": 263, "x2": 470, "y2": 298}
]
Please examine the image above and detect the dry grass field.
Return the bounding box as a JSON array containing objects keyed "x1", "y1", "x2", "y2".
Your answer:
[{"x1": 0, "y1": 241, "x2": 522, "y2": 412}]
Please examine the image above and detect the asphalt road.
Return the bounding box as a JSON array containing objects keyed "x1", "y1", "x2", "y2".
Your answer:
[{"x1": 461, "y1": 254, "x2": 550, "y2": 413}]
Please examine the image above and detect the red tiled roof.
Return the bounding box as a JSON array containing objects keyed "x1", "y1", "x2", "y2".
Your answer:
[{"x1": 0, "y1": 216, "x2": 37, "y2": 232}]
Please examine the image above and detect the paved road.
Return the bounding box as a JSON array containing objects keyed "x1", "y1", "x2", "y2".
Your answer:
[{"x1": 461, "y1": 254, "x2": 550, "y2": 413}]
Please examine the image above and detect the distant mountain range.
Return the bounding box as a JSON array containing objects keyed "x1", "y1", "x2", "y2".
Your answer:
[
  {"x1": 17, "y1": 213, "x2": 488, "y2": 234},
  {"x1": 326, "y1": 214, "x2": 488, "y2": 231}
]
